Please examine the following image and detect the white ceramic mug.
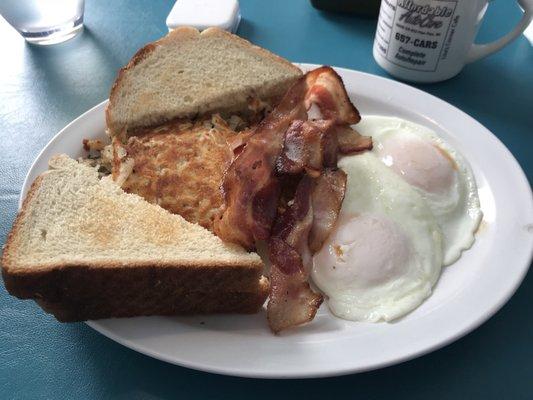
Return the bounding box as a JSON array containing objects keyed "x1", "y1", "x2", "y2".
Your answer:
[{"x1": 373, "y1": 0, "x2": 533, "y2": 82}]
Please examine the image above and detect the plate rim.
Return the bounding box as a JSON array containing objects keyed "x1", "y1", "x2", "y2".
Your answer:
[{"x1": 20, "y1": 64, "x2": 533, "y2": 379}]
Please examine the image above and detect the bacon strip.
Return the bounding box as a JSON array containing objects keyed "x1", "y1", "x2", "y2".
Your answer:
[
  {"x1": 214, "y1": 78, "x2": 308, "y2": 249},
  {"x1": 308, "y1": 169, "x2": 347, "y2": 253},
  {"x1": 304, "y1": 67, "x2": 361, "y2": 125},
  {"x1": 276, "y1": 122, "x2": 372, "y2": 178},
  {"x1": 268, "y1": 262, "x2": 323, "y2": 334},
  {"x1": 268, "y1": 176, "x2": 323, "y2": 333},
  {"x1": 215, "y1": 66, "x2": 371, "y2": 332},
  {"x1": 337, "y1": 125, "x2": 373, "y2": 154},
  {"x1": 276, "y1": 120, "x2": 337, "y2": 177}
]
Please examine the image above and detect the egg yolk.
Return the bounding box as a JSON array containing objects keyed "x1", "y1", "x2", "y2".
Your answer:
[
  {"x1": 313, "y1": 214, "x2": 411, "y2": 289},
  {"x1": 377, "y1": 135, "x2": 456, "y2": 195}
]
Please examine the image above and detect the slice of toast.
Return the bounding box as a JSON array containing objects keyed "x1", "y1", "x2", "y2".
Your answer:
[
  {"x1": 1, "y1": 155, "x2": 267, "y2": 321},
  {"x1": 106, "y1": 26, "x2": 302, "y2": 138}
]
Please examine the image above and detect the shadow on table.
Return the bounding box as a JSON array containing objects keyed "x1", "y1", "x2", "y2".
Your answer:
[
  {"x1": 23, "y1": 27, "x2": 121, "y2": 122},
  {"x1": 236, "y1": 18, "x2": 255, "y2": 38}
]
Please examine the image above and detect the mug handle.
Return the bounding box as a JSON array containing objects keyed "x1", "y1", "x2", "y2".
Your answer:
[{"x1": 467, "y1": 0, "x2": 533, "y2": 63}]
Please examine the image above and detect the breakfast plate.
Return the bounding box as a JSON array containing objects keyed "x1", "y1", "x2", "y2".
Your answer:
[{"x1": 21, "y1": 64, "x2": 533, "y2": 378}]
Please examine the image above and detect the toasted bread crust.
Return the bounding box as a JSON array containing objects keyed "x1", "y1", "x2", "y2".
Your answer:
[
  {"x1": 1, "y1": 174, "x2": 45, "y2": 272},
  {"x1": 2, "y1": 266, "x2": 268, "y2": 321},
  {"x1": 106, "y1": 26, "x2": 301, "y2": 137},
  {"x1": 2, "y1": 263, "x2": 265, "y2": 300},
  {"x1": 105, "y1": 42, "x2": 157, "y2": 137},
  {"x1": 35, "y1": 287, "x2": 268, "y2": 322}
]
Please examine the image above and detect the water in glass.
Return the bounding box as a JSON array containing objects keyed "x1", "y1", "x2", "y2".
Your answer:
[{"x1": 0, "y1": 0, "x2": 85, "y2": 45}]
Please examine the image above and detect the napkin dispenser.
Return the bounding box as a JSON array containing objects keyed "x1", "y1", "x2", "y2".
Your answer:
[{"x1": 166, "y1": 0, "x2": 241, "y2": 33}]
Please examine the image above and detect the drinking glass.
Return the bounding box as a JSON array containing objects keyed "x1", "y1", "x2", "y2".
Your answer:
[{"x1": 0, "y1": 0, "x2": 85, "y2": 45}]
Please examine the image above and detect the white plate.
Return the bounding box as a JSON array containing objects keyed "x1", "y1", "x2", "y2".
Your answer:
[{"x1": 21, "y1": 64, "x2": 533, "y2": 378}]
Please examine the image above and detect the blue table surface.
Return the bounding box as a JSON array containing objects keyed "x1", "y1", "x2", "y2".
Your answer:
[{"x1": 1, "y1": 0, "x2": 532, "y2": 398}]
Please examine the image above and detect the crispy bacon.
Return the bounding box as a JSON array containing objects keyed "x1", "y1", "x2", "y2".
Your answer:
[
  {"x1": 268, "y1": 177, "x2": 323, "y2": 333},
  {"x1": 309, "y1": 169, "x2": 347, "y2": 253},
  {"x1": 271, "y1": 176, "x2": 314, "y2": 252},
  {"x1": 337, "y1": 125, "x2": 373, "y2": 154},
  {"x1": 276, "y1": 122, "x2": 372, "y2": 178},
  {"x1": 214, "y1": 78, "x2": 308, "y2": 249},
  {"x1": 268, "y1": 171, "x2": 348, "y2": 332},
  {"x1": 305, "y1": 67, "x2": 361, "y2": 125},
  {"x1": 276, "y1": 119, "x2": 337, "y2": 177},
  {"x1": 268, "y1": 262, "x2": 323, "y2": 334},
  {"x1": 215, "y1": 66, "x2": 371, "y2": 332}
]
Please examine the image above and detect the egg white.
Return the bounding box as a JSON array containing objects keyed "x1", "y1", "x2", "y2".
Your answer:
[
  {"x1": 358, "y1": 116, "x2": 482, "y2": 265},
  {"x1": 311, "y1": 153, "x2": 443, "y2": 322}
]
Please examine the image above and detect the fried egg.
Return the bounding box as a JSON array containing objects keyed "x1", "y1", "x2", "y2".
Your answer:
[
  {"x1": 359, "y1": 116, "x2": 482, "y2": 265},
  {"x1": 311, "y1": 152, "x2": 443, "y2": 322}
]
